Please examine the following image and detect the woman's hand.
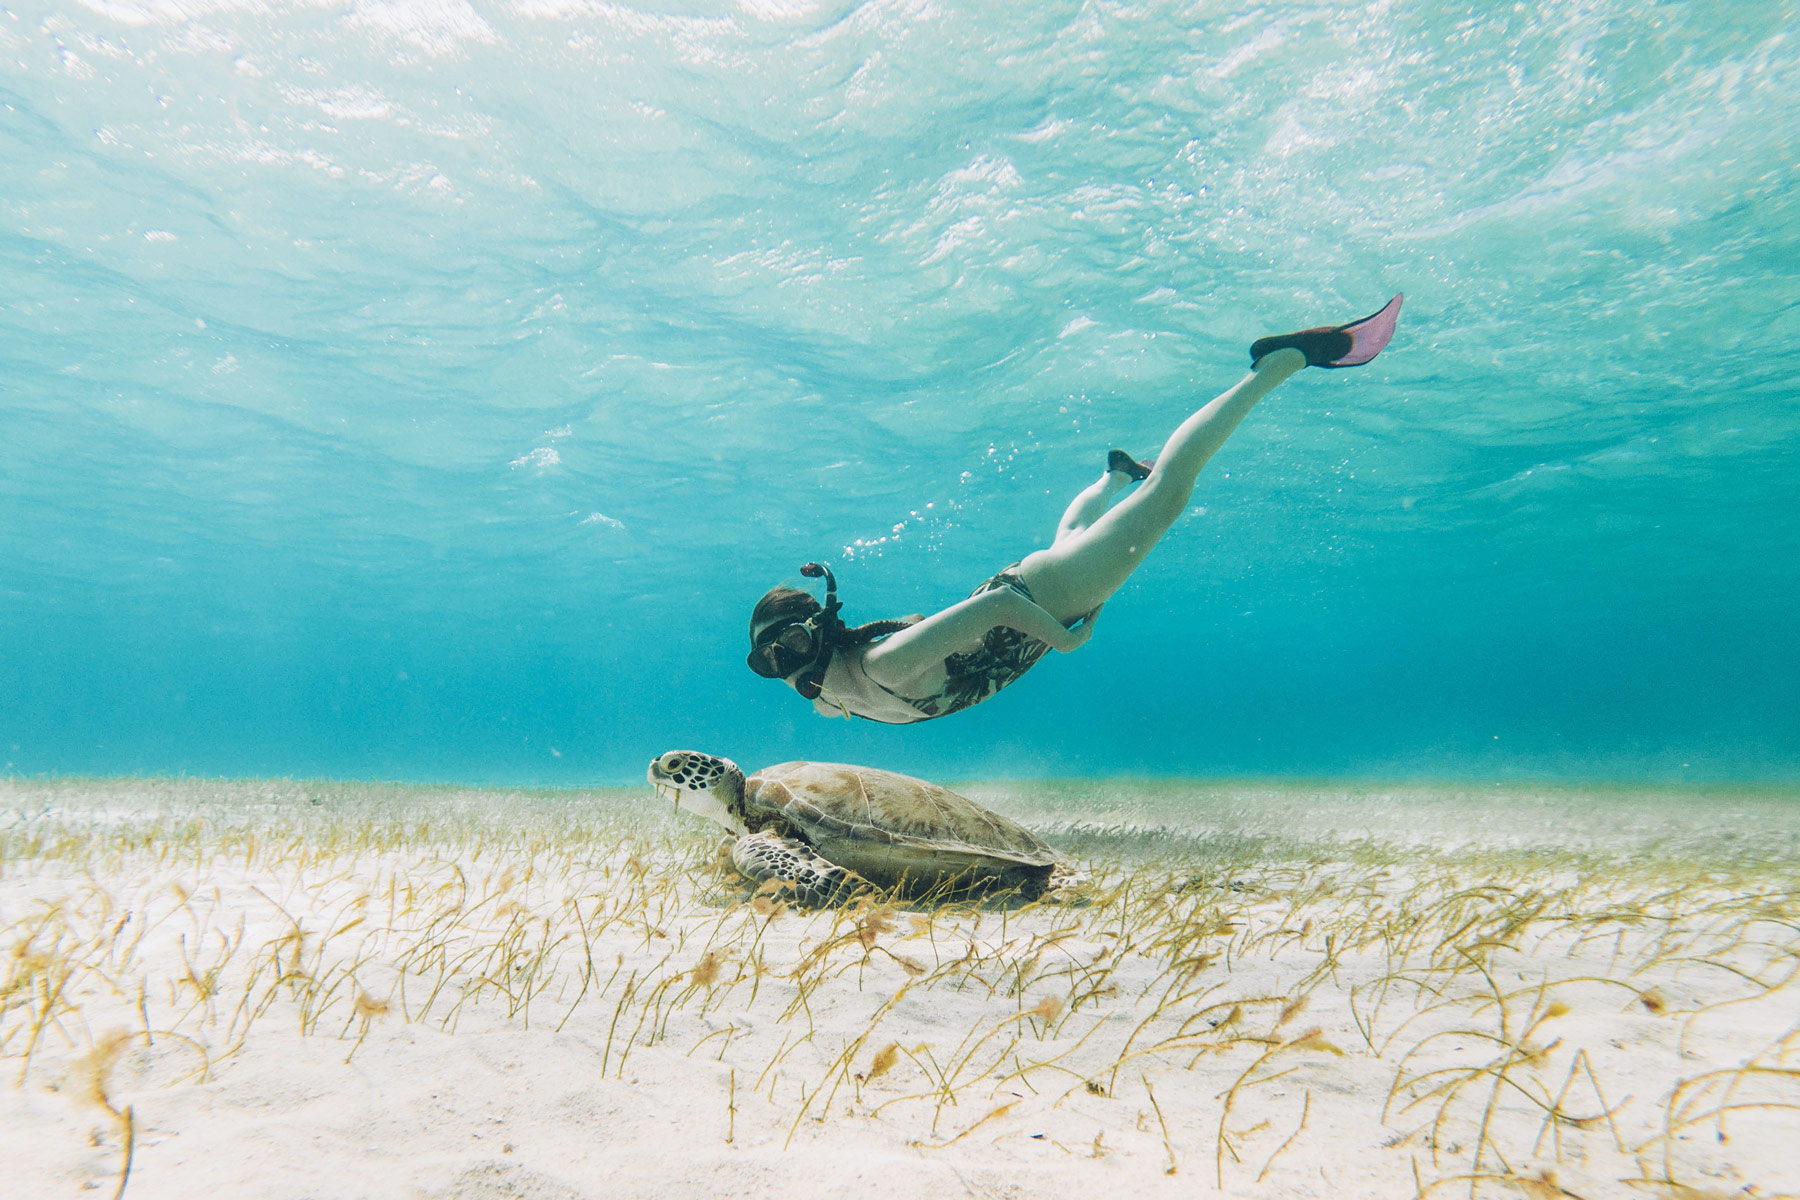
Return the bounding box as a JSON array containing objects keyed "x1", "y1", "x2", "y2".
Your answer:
[{"x1": 1053, "y1": 603, "x2": 1103, "y2": 652}]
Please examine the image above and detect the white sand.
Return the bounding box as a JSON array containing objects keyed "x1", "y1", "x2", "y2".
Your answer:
[{"x1": 3, "y1": 779, "x2": 1797, "y2": 1199}]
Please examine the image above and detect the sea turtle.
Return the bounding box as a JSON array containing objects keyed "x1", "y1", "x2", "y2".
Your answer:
[{"x1": 646, "y1": 751, "x2": 1082, "y2": 905}]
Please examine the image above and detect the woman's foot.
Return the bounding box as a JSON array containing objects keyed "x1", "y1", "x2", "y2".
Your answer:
[
  {"x1": 1250, "y1": 293, "x2": 1403, "y2": 369},
  {"x1": 1107, "y1": 449, "x2": 1152, "y2": 481}
]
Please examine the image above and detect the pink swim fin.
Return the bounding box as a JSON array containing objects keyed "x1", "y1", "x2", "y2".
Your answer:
[{"x1": 1250, "y1": 293, "x2": 1404, "y2": 369}]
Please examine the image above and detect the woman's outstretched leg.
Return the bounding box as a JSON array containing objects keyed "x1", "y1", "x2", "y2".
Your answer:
[
  {"x1": 1015, "y1": 293, "x2": 1402, "y2": 623},
  {"x1": 1018, "y1": 347, "x2": 1307, "y2": 620}
]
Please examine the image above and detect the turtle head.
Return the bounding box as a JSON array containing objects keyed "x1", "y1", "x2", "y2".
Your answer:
[{"x1": 647, "y1": 751, "x2": 748, "y2": 835}]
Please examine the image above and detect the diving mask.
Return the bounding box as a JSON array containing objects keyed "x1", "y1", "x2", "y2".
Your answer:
[{"x1": 746, "y1": 618, "x2": 819, "y2": 680}]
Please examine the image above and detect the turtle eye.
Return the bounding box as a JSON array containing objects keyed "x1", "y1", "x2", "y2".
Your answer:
[{"x1": 660, "y1": 753, "x2": 685, "y2": 773}]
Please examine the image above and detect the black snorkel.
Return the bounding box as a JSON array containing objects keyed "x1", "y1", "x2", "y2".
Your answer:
[
  {"x1": 792, "y1": 562, "x2": 843, "y2": 700},
  {"x1": 746, "y1": 562, "x2": 846, "y2": 700}
]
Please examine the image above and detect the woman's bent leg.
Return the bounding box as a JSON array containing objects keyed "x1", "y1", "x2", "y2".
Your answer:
[
  {"x1": 1055, "y1": 470, "x2": 1132, "y2": 543},
  {"x1": 1017, "y1": 347, "x2": 1306, "y2": 620}
]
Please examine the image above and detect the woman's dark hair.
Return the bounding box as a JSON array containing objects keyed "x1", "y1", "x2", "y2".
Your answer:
[
  {"x1": 749, "y1": 587, "x2": 820, "y2": 639},
  {"x1": 749, "y1": 585, "x2": 919, "y2": 650}
]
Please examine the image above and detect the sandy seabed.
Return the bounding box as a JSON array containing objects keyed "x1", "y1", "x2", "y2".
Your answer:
[{"x1": 3, "y1": 778, "x2": 1797, "y2": 1200}]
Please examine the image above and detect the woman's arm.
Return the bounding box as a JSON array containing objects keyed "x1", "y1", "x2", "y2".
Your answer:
[{"x1": 859, "y1": 590, "x2": 1099, "y2": 692}]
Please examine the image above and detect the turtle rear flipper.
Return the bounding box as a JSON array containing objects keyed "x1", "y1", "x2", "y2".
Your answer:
[
  {"x1": 1044, "y1": 861, "x2": 1091, "y2": 904},
  {"x1": 732, "y1": 830, "x2": 869, "y2": 908}
]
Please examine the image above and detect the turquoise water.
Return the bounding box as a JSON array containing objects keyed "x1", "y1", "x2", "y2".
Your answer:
[{"x1": 2, "y1": 0, "x2": 1796, "y2": 786}]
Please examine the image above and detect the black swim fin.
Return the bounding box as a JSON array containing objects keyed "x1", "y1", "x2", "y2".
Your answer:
[{"x1": 1106, "y1": 449, "x2": 1152, "y2": 481}]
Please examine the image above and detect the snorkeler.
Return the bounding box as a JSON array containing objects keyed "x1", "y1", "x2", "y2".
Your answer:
[{"x1": 747, "y1": 295, "x2": 1404, "y2": 724}]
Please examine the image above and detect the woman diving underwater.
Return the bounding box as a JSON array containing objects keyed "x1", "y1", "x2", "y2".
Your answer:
[{"x1": 746, "y1": 294, "x2": 1403, "y2": 724}]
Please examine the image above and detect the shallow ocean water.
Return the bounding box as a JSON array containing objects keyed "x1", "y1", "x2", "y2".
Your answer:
[{"x1": 2, "y1": 0, "x2": 1797, "y2": 785}]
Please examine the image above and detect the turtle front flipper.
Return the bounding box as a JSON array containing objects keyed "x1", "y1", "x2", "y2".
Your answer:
[{"x1": 731, "y1": 831, "x2": 868, "y2": 908}]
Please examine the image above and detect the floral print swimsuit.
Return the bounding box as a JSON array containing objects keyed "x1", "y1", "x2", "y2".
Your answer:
[{"x1": 864, "y1": 565, "x2": 1077, "y2": 723}]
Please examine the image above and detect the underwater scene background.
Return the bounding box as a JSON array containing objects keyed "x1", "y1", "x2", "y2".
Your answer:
[{"x1": 3, "y1": 0, "x2": 1796, "y2": 786}]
